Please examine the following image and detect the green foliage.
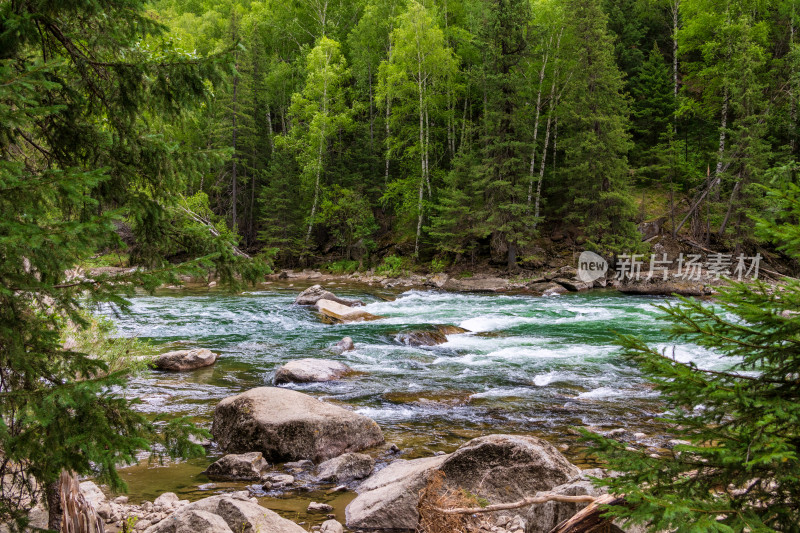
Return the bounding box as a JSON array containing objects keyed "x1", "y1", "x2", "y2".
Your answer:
[
  {"x1": 324, "y1": 259, "x2": 359, "y2": 275},
  {"x1": 375, "y1": 254, "x2": 407, "y2": 277},
  {"x1": 430, "y1": 257, "x2": 449, "y2": 274},
  {"x1": 318, "y1": 185, "x2": 378, "y2": 260},
  {"x1": 583, "y1": 184, "x2": 800, "y2": 531}
]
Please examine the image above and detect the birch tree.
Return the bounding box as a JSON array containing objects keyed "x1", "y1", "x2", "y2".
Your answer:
[
  {"x1": 378, "y1": 1, "x2": 457, "y2": 256},
  {"x1": 289, "y1": 37, "x2": 352, "y2": 248}
]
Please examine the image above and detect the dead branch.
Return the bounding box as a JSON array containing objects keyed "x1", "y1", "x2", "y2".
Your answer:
[
  {"x1": 435, "y1": 492, "x2": 598, "y2": 515},
  {"x1": 549, "y1": 494, "x2": 625, "y2": 533}
]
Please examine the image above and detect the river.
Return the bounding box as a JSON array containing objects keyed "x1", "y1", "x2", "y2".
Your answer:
[{"x1": 102, "y1": 283, "x2": 724, "y2": 524}]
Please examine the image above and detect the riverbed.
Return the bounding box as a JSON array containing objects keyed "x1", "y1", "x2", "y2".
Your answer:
[{"x1": 102, "y1": 283, "x2": 724, "y2": 524}]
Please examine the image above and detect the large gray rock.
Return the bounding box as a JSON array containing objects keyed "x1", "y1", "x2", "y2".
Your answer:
[
  {"x1": 316, "y1": 299, "x2": 383, "y2": 323},
  {"x1": 154, "y1": 349, "x2": 218, "y2": 371},
  {"x1": 438, "y1": 434, "x2": 580, "y2": 504},
  {"x1": 173, "y1": 510, "x2": 233, "y2": 533},
  {"x1": 346, "y1": 435, "x2": 580, "y2": 531},
  {"x1": 273, "y1": 359, "x2": 352, "y2": 385},
  {"x1": 346, "y1": 455, "x2": 449, "y2": 531},
  {"x1": 211, "y1": 387, "x2": 384, "y2": 463},
  {"x1": 204, "y1": 452, "x2": 270, "y2": 481},
  {"x1": 144, "y1": 493, "x2": 306, "y2": 533},
  {"x1": 317, "y1": 452, "x2": 375, "y2": 483},
  {"x1": 295, "y1": 285, "x2": 363, "y2": 306}
]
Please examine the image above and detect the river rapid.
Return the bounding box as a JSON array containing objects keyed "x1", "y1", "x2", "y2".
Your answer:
[{"x1": 102, "y1": 283, "x2": 725, "y2": 522}]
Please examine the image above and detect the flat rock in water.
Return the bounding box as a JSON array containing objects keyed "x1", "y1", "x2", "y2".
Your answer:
[
  {"x1": 211, "y1": 387, "x2": 384, "y2": 463},
  {"x1": 527, "y1": 281, "x2": 568, "y2": 296},
  {"x1": 316, "y1": 452, "x2": 375, "y2": 483},
  {"x1": 154, "y1": 348, "x2": 218, "y2": 371},
  {"x1": 616, "y1": 278, "x2": 709, "y2": 296},
  {"x1": 315, "y1": 299, "x2": 383, "y2": 323},
  {"x1": 442, "y1": 277, "x2": 509, "y2": 292},
  {"x1": 295, "y1": 285, "x2": 363, "y2": 306},
  {"x1": 204, "y1": 452, "x2": 270, "y2": 481},
  {"x1": 552, "y1": 278, "x2": 592, "y2": 292},
  {"x1": 346, "y1": 434, "x2": 581, "y2": 531},
  {"x1": 396, "y1": 325, "x2": 469, "y2": 346},
  {"x1": 273, "y1": 359, "x2": 351, "y2": 385}
]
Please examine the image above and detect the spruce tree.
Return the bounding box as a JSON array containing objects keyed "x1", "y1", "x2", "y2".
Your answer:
[
  {"x1": 557, "y1": 0, "x2": 640, "y2": 254},
  {"x1": 583, "y1": 185, "x2": 800, "y2": 530},
  {"x1": 0, "y1": 0, "x2": 264, "y2": 528}
]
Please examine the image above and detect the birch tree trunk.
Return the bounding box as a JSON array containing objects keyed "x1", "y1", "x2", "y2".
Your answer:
[
  {"x1": 231, "y1": 64, "x2": 238, "y2": 232},
  {"x1": 527, "y1": 35, "x2": 552, "y2": 207}
]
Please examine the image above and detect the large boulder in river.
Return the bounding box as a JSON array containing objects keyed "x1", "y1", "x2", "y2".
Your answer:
[
  {"x1": 438, "y1": 434, "x2": 580, "y2": 504},
  {"x1": 144, "y1": 492, "x2": 306, "y2": 533},
  {"x1": 295, "y1": 284, "x2": 363, "y2": 306},
  {"x1": 396, "y1": 325, "x2": 469, "y2": 346},
  {"x1": 316, "y1": 299, "x2": 383, "y2": 323},
  {"x1": 204, "y1": 452, "x2": 270, "y2": 481},
  {"x1": 345, "y1": 434, "x2": 580, "y2": 531},
  {"x1": 346, "y1": 455, "x2": 448, "y2": 531},
  {"x1": 273, "y1": 359, "x2": 352, "y2": 384},
  {"x1": 317, "y1": 452, "x2": 375, "y2": 483},
  {"x1": 211, "y1": 387, "x2": 384, "y2": 463},
  {"x1": 154, "y1": 348, "x2": 218, "y2": 371}
]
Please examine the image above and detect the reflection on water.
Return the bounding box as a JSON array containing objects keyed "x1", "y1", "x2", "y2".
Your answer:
[{"x1": 102, "y1": 284, "x2": 720, "y2": 522}]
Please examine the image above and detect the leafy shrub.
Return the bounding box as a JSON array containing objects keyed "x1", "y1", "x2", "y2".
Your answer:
[
  {"x1": 375, "y1": 255, "x2": 406, "y2": 277},
  {"x1": 324, "y1": 259, "x2": 358, "y2": 275},
  {"x1": 430, "y1": 257, "x2": 448, "y2": 274}
]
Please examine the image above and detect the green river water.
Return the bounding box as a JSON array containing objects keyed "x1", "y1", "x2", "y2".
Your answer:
[{"x1": 102, "y1": 283, "x2": 724, "y2": 526}]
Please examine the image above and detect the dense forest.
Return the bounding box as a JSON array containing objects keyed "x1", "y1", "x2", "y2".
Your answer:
[{"x1": 122, "y1": 0, "x2": 800, "y2": 271}]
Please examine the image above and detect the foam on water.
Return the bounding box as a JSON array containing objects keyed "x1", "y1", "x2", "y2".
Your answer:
[{"x1": 106, "y1": 288, "x2": 725, "y2": 446}]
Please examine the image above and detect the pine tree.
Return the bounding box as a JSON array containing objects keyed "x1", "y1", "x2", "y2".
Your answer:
[{"x1": 583, "y1": 185, "x2": 800, "y2": 531}]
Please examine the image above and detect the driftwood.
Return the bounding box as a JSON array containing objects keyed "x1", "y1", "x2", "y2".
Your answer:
[
  {"x1": 435, "y1": 493, "x2": 597, "y2": 515},
  {"x1": 549, "y1": 494, "x2": 626, "y2": 533}
]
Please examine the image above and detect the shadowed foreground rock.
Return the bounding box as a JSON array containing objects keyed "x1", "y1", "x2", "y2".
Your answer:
[
  {"x1": 143, "y1": 492, "x2": 306, "y2": 533},
  {"x1": 345, "y1": 434, "x2": 580, "y2": 531},
  {"x1": 273, "y1": 359, "x2": 352, "y2": 384},
  {"x1": 153, "y1": 348, "x2": 218, "y2": 371},
  {"x1": 211, "y1": 387, "x2": 384, "y2": 463}
]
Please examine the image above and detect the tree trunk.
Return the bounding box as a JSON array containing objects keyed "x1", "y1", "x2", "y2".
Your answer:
[
  {"x1": 549, "y1": 494, "x2": 625, "y2": 533},
  {"x1": 231, "y1": 64, "x2": 238, "y2": 232},
  {"x1": 712, "y1": 87, "x2": 729, "y2": 198},
  {"x1": 527, "y1": 35, "x2": 552, "y2": 207},
  {"x1": 416, "y1": 66, "x2": 426, "y2": 257},
  {"x1": 266, "y1": 102, "x2": 275, "y2": 153},
  {"x1": 718, "y1": 175, "x2": 741, "y2": 237},
  {"x1": 46, "y1": 480, "x2": 63, "y2": 532},
  {"x1": 368, "y1": 63, "x2": 374, "y2": 153}
]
